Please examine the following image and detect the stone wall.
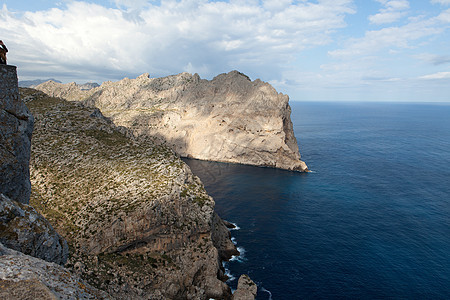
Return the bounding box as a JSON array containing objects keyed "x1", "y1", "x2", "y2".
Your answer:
[{"x1": 0, "y1": 65, "x2": 34, "y2": 204}]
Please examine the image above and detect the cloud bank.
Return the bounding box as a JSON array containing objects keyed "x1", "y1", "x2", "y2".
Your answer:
[
  {"x1": 0, "y1": 0, "x2": 354, "y2": 82},
  {"x1": 1, "y1": 0, "x2": 449, "y2": 101}
]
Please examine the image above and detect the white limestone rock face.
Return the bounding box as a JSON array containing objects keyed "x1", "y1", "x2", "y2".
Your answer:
[{"x1": 37, "y1": 71, "x2": 308, "y2": 171}]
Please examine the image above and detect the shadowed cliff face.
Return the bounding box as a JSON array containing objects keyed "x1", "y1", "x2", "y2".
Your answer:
[
  {"x1": 0, "y1": 65, "x2": 34, "y2": 204},
  {"x1": 23, "y1": 88, "x2": 237, "y2": 299},
  {"x1": 36, "y1": 71, "x2": 308, "y2": 172},
  {"x1": 0, "y1": 66, "x2": 98, "y2": 298}
]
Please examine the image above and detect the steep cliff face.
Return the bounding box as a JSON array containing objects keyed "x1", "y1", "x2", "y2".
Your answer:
[
  {"x1": 37, "y1": 71, "x2": 308, "y2": 171},
  {"x1": 0, "y1": 65, "x2": 34, "y2": 204},
  {"x1": 23, "y1": 88, "x2": 237, "y2": 299}
]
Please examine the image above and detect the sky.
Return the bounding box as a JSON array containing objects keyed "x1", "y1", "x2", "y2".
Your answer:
[{"x1": 1, "y1": 0, "x2": 450, "y2": 102}]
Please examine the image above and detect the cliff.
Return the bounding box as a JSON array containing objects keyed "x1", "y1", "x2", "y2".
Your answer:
[
  {"x1": 23, "y1": 88, "x2": 239, "y2": 299},
  {"x1": 36, "y1": 71, "x2": 308, "y2": 171},
  {"x1": 0, "y1": 64, "x2": 68, "y2": 265},
  {"x1": 0, "y1": 65, "x2": 34, "y2": 204}
]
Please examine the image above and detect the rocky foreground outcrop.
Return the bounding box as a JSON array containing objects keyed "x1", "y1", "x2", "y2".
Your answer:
[
  {"x1": 37, "y1": 71, "x2": 308, "y2": 171},
  {"x1": 0, "y1": 65, "x2": 93, "y2": 297},
  {"x1": 0, "y1": 194, "x2": 68, "y2": 265},
  {"x1": 0, "y1": 243, "x2": 107, "y2": 299},
  {"x1": 22, "y1": 88, "x2": 241, "y2": 299}
]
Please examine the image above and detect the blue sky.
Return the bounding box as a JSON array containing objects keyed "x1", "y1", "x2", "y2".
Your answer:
[{"x1": 1, "y1": 0, "x2": 450, "y2": 102}]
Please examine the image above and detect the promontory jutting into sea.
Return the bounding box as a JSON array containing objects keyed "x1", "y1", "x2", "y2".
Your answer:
[
  {"x1": 2, "y1": 0, "x2": 450, "y2": 298},
  {"x1": 2, "y1": 66, "x2": 308, "y2": 299},
  {"x1": 2, "y1": 62, "x2": 450, "y2": 299}
]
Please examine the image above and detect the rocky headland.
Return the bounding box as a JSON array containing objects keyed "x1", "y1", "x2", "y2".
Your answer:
[
  {"x1": 36, "y1": 71, "x2": 308, "y2": 171},
  {"x1": 2, "y1": 64, "x2": 257, "y2": 299}
]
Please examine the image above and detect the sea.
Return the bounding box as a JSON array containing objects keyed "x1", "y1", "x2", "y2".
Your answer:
[{"x1": 184, "y1": 101, "x2": 450, "y2": 299}]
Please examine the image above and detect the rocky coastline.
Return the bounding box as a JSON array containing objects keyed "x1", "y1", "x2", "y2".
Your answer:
[{"x1": 1, "y1": 64, "x2": 257, "y2": 299}]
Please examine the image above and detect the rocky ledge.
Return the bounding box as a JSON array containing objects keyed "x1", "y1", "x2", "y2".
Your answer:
[
  {"x1": 0, "y1": 193, "x2": 68, "y2": 265},
  {"x1": 0, "y1": 242, "x2": 107, "y2": 299},
  {"x1": 36, "y1": 70, "x2": 308, "y2": 171}
]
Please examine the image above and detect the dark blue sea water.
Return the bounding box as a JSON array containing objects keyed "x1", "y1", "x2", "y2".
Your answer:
[{"x1": 184, "y1": 102, "x2": 450, "y2": 299}]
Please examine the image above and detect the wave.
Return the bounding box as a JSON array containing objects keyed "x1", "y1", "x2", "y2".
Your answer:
[
  {"x1": 222, "y1": 263, "x2": 236, "y2": 282},
  {"x1": 261, "y1": 287, "x2": 273, "y2": 300},
  {"x1": 229, "y1": 222, "x2": 240, "y2": 230},
  {"x1": 230, "y1": 246, "x2": 246, "y2": 262}
]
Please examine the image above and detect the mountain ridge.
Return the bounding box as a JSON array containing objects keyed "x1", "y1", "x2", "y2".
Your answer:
[{"x1": 36, "y1": 70, "x2": 309, "y2": 172}]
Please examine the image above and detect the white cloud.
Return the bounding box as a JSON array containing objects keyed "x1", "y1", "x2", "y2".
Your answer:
[
  {"x1": 419, "y1": 71, "x2": 450, "y2": 79},
  {"x1": 369, "y1": 0, "x2": 410, "y2": 25},
  {"x1": 0, "y1": 0, "x2": 355, "y2": 82},
  {"x1": 413, "y1": 53, "x2": 450, "y2": 65},
  {"x1": 114, "y1": 0, "x2": 150, "y2": 10},
  {"x1": 431, "y1": 0, "x2": 450, "y2": 5},
  {"x1": 263, "y1": 0, "x2": 292, "y2": 11},
  {"x1": 306, "y1": 5, "x2": 450, "y2": 101},
  {"x1": 329, "y1": 10, "x2": 448, "y2": 58},
  {"x1": 436, "y1": 8, "x2": 450, "y2": 22}
]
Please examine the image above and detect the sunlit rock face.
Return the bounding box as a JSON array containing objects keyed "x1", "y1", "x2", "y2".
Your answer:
[{"x1": 37, "y1": 70, "x2": 308, "y2": 172}]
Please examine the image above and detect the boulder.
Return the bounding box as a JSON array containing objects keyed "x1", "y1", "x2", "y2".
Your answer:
[
  {"x1": 233, "y1": 274, "x2": 257, "y2": 300},
  {"x1": 0, "y1": 193, "x2": 68, "y2": 265}
]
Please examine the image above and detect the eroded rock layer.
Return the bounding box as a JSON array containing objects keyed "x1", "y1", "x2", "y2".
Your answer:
[{"x1": 36, "y1": 71, "x2": 308, "y2": 171}]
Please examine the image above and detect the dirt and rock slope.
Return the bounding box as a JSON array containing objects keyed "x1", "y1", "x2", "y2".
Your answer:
[{"x1": 23, "y1": 88, "x2": 239, "y2": 299}]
